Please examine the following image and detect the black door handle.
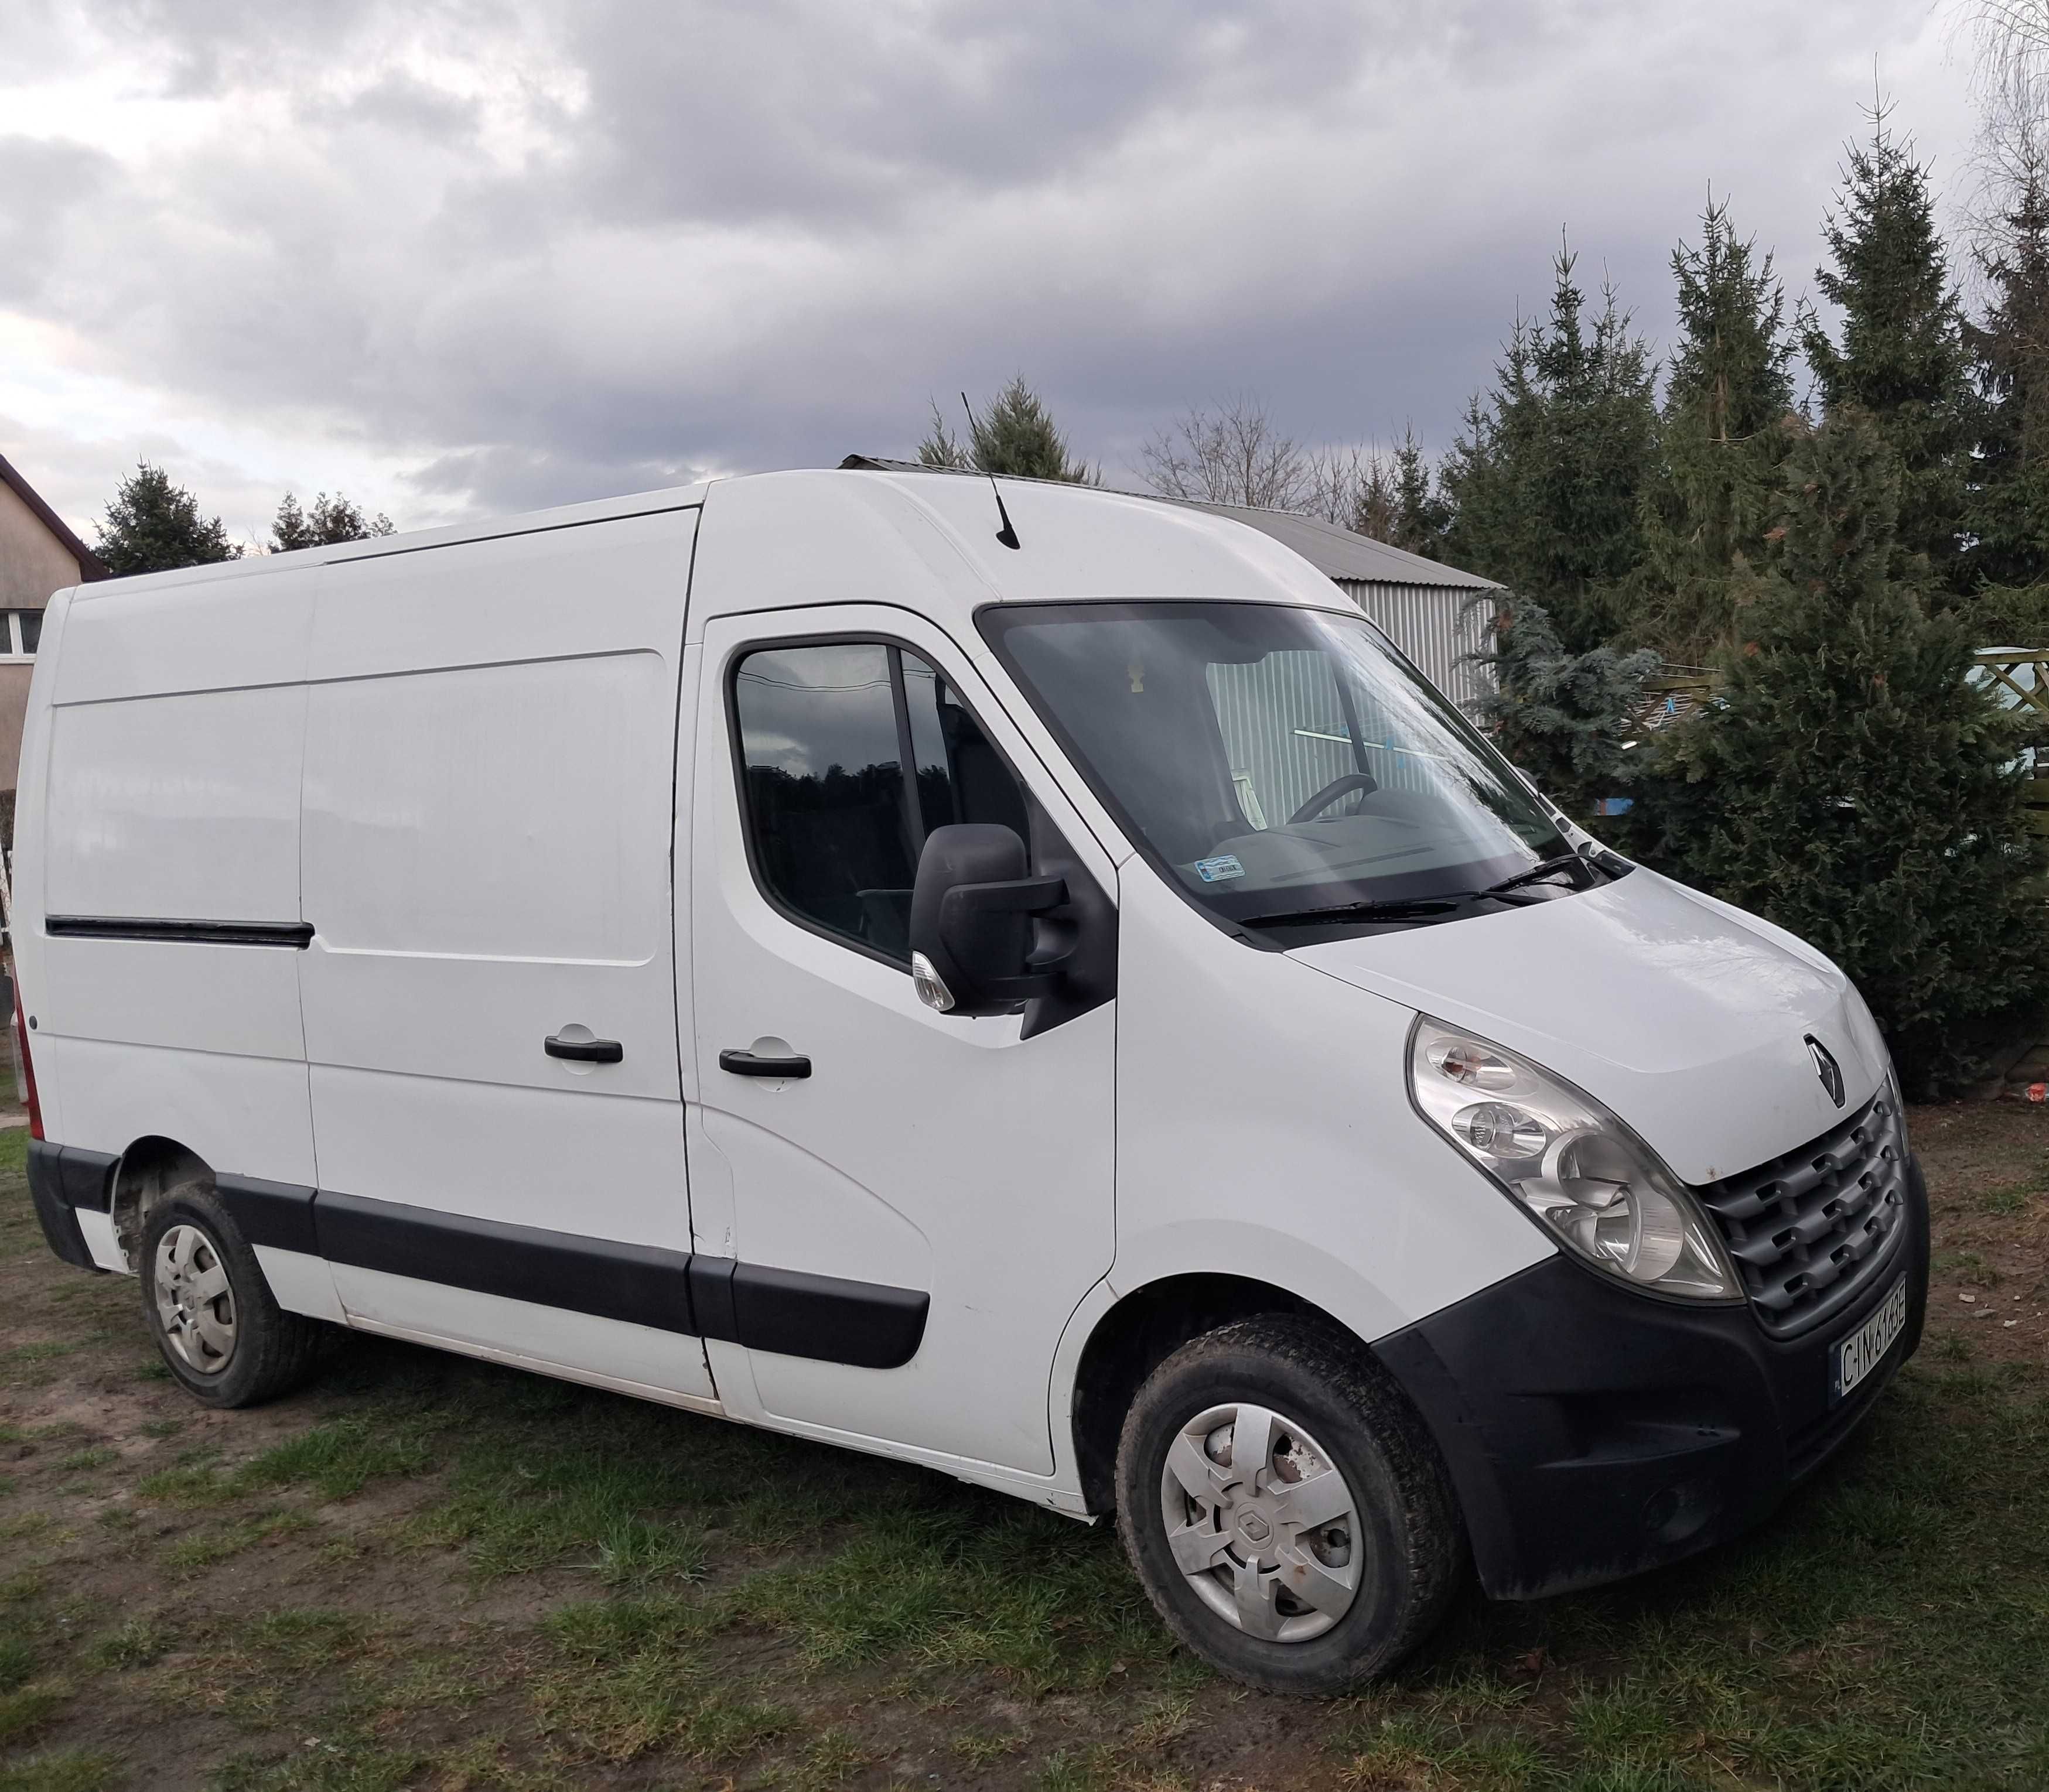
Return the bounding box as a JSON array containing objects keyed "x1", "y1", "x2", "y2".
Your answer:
[
  {"x1": 719, "y1": 1048, "x2": 812, "y2": 1079},
  {"x1": 546, "y1": 1034, "x2": 623, "y2": 1064}
]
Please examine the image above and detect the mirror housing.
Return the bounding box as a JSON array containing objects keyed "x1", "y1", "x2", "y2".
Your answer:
[{"x1": 909, "y1": 824, "x2": 1070, "y2": 1016}]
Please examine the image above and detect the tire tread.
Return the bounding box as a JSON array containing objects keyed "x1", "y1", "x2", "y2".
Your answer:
[
  {"x1": 139, "y1": 1185, "x2": 325, "y2": 1408},
  {"x1": 1114, "y1": 1312, "x2": 1464, "y2": 1694}
]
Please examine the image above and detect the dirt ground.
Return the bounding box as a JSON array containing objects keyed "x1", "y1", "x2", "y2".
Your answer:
[{"x1": 1, "y1": 1103, "x2": 2046, "y2": 1792}]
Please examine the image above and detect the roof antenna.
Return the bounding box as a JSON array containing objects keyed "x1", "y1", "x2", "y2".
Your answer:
[{"x1": 961, "y1": 390, "x2": 1020, "y2": 549}]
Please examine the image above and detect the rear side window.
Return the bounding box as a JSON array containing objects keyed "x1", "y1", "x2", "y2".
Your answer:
[{"x1": 732, "y1": 640, "x2": 1029, "y2": 963}]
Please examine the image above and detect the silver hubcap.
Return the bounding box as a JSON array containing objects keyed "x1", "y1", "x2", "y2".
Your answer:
[
  {"x1": 1157, "y1": 1401, "x2": 1362, "y2": 1642},
  {"x1": 153, "y1": 1224, "x2": 236, "y2": 1374}
]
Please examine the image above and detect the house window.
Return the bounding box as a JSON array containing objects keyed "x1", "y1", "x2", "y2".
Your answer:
[{"x1": 1, "y1": 611, "x2": 42, "y2": 656}]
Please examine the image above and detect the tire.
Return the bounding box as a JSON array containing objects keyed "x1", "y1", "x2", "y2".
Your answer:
[
  {"x1": 139, "y1": 1185, "x2": 325, "y2": 1408},
  {"x1": 1114, "y1": 1315, "x2": 1463, "y2": 1695}
]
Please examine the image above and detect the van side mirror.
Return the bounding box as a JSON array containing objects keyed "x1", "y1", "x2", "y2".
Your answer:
[{"x1": 908, "y1": 823, "x2": 1070, "y2": 1015}]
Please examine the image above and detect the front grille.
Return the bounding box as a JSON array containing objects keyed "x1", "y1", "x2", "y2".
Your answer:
[{"x1": 1693, "y1": 1091, "x2": 1909, "y2": 1339}]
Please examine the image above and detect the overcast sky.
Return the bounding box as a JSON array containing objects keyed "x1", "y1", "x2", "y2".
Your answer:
[{"x1": 0, "y1": 0, "x2": 1987, "y2": 546}]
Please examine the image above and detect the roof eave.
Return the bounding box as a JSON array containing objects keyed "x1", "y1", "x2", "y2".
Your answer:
[{"x1": 0, "y1": 451, "x2": 110, "y2": 581}]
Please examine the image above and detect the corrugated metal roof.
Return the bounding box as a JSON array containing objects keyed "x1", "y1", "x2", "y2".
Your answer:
[
  {"x1": 1180, "y1": 501, "x2": 1495, "y2": 590},
  {"x1": 836, "y1": 454, "x2": 1495, "y2": 591}
]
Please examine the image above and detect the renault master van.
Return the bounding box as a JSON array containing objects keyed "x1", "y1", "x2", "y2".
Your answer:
[{"x1": 16, "y1": 467, "x2": 1926, "y2": 1693}]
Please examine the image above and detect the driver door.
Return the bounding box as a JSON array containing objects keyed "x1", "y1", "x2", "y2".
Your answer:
[{"x1": 685, "y1": 605, "x2": 1116, "y2": 1475}]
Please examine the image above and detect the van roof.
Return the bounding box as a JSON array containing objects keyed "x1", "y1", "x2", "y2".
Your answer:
[
  {"x1": 63, "y1": 467, "x2": 1355, "y2": 617},
  {"x1": 64, "y1": 480, "x2": 715, "y2": 600},
  {"x1": 837, "y1": 456, "x2": 1496, "y2": 592}
]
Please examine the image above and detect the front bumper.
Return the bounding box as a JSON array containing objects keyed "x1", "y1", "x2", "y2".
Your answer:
[{"x1": 1374, "y1": 1155, "x2": 1930, "y2": 1601}]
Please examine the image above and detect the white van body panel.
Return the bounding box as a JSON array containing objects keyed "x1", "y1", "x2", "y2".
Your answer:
[
  {"x1": 298, "y1": 507, "x2": 710, "y2": 1400},
  {"x1": 1108, "y1": 863, "x2": 1554, "y2": 1335},
  {"x1": 1292, "y1": 867, "x2": 1881, "y2": 1186},
  {"x1": 26, "y1": 570, "x2": 318, "y2": 1196}
]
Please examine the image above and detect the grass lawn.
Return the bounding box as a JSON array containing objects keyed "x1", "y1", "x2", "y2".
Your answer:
[{"x1": 0, "y1": 1104, "x2": 2044, "y2": 1791}]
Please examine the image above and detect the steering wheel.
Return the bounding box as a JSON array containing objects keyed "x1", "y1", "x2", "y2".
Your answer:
[{"x1": 1288, "y1": 771, "x2": 1378, "y2": 826}]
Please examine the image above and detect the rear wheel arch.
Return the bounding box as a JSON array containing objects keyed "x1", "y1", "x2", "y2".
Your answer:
[{"x1": 110, "y1": 1136, "x2": 216, "y2": 1270}]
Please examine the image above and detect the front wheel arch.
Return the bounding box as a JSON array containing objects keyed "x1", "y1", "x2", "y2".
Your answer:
[{"x1": 1069, "y1": 1273, "x2": 1348, "y2": 1514}]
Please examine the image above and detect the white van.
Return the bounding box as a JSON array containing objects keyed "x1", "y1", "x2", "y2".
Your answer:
[{"x1": 16, "y1": 467, "x2": 1925, "y2": 1693}]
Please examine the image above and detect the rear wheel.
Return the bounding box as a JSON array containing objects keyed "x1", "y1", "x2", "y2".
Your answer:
[
  {"x1": 1114, "y1": 1315, "x2": 1463, "y2": 1695},
  {"x1": 139, "y1": 1186, "x2": 324, "y2": 1408}
]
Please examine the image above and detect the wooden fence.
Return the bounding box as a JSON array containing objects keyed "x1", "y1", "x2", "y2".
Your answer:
[{"x1": 1972, "y1": 650, "x2": 2049, "y2": 839}]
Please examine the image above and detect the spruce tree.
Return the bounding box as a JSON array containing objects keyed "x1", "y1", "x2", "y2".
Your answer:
[
  {"x1": 1801, "y1": 105, "x2": 1977, "y2": 596},
  {"x1": 1633, "y1": 194, "x2": 1799, "y2": 661},
  {"x1": 1343, "y1": 430, "x2": 1449, "y2": 554},
  {"x1": 94, "y1": 463, "x2": 241, "y2": 576},
  {"x1": 1626, "y1": 410, "x2": 2048, "y2": 1092},
  {"x1": 1469, "y1": 596, "x2": 1657, "y2": 822},
  {"x1": 1387, "y1": 427, "x2": 1452, "y2": 556},
  {"x1": 1442, "y1": 241, "x2": 1658, "y2": 652},
  {"x1": 917, "y1": 378, "x2": 1093, "y2": 481},
  {"x1": 1967, "y1": 153, "x2": 2049, "y2": 594},
  {"x1": 271, "y1": 490, "x2": 395, "y2": 553}
]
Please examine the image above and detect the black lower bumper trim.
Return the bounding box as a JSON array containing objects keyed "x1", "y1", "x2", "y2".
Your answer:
[
  {"x1": 1375, "y1": 1157, "x2": 1930, "y2": 1601},
  {"x1": 26, "y1": 1140, "x2": 101, "y2": 1271}
]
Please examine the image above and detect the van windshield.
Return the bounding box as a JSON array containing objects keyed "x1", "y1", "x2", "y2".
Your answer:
[{"x1": 980, "y1": 600, "x2": 1576, "y2": 931}]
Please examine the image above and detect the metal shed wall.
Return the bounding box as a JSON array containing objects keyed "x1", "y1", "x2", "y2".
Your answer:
[{"x1": 1338, "y1": 579, "x2": 1496, "y2": 713}]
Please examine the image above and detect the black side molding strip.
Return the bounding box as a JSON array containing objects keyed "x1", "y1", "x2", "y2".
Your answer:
[
  {"x1": 24, "y1": 1138, "x2": 930, "y2": 1370},
  {"x1": 215, "y1": 1174, "x2": 320, "y2": 1257},
  {"x1": 310, "y1": 1195, "x2": 930, "y2": 1366},
  {"x1": 46, "y1": 915, "x2": 315, "y2": 949},
  {"x1": 709, "y1": 1258, "x2": 928, "y2": 1369},
  {"x1": 315, "y1": 1191, "x2": 700, "y2": 1338}
]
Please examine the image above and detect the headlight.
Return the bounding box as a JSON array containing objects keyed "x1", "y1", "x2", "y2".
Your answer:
[{"x1": 1408, "y1": 1015, "x2": 1741, "y2": 1302}]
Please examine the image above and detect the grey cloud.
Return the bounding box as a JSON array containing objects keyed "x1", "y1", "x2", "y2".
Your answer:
[
  {"x1": 74, "y1": 0, "x2": 436, "y2": 96},
  {"x1": 2, "y1": 0, "x2": 1975, "y2": 525},
  {"x1": 0, "y1": 135, "x2": 114, "y2": 303},
  {"x1": 532, "y1": 0, "x2": 1399, "y2": 231},
  {"x1": 405, "y1": 441, "x2": 712, "y2": 512},
  {"x1": 300, "y1": 70, "x2": 483, "y2": 138}
]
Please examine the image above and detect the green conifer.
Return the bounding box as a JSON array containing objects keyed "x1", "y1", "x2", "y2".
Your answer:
[
  {"x1": 1442, "y1": 240, "x2": 1658, "y2": 652},
  {"x1": 1967, "y1": 153, "x2": 2049, "y2": 597},
  {"x1": 1801, "y1": 105, "x2": 1977, "y2": 597},
  {"x1": 271, "y1": 491, "x2": 395, "y2": 553},
  {"x1": 1627, "y1": 411, "x2": 2047, "y2": 1092},
  {"x1": 917, "y1": 378, "x2": 1093, "y2": 482},
  {"x1": 1634, "y1": 194, "x2": 1799, "y2": 659},
  {"x1": 1469, "y1": 596, "x2": 1657, "y2": 822},
  {"x1": 94, "y1": 463, "x2": 241, "y2": 576}
]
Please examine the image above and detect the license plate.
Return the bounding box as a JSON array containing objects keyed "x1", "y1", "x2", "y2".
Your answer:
[{"x1": 1832, "y1": 1274, "x2": 1908, "y2": 1403}]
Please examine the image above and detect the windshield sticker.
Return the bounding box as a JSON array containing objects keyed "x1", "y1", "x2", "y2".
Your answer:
[{"x1": 1194, "y1": 854, "x2": 1245, "y2": 883}]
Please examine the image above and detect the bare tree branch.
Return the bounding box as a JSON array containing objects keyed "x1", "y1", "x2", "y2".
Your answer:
[{"x1": 1138, "y1": 395, "x2": 1315, "y2": 510}]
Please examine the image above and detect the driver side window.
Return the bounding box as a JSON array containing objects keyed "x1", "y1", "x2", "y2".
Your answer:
[{"x1": 731, "y1": 639, "x2": 1029, "y2": 964}]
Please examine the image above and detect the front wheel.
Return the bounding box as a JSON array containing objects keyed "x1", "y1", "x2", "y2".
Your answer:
[{"x1": 1114, "y1": 1315, "x2": 1463, "y2": 1695}]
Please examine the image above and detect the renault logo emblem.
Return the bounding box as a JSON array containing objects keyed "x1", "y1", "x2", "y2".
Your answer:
[{"x1": 1806, "y1": 1035, "x2": 1845, "y2": 1107}]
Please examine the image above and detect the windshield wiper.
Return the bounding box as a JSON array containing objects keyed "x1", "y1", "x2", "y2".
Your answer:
[
  {"x1": 1238, "y1": 853, "x2": 1593, "y2": 930},
  {"x1": 1239, "y1": 897, "x2": 1463, "y2": 928},
  {"x1": 1469, "y1": 852, "x2": 1590, "y2": 902}
]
